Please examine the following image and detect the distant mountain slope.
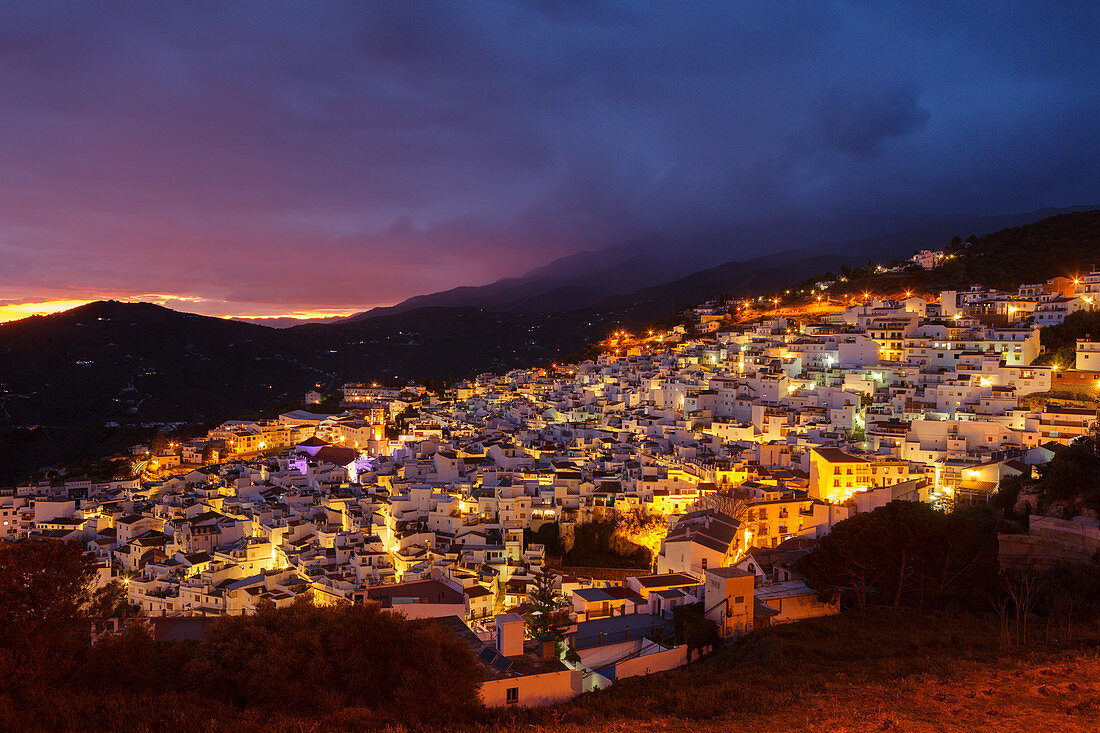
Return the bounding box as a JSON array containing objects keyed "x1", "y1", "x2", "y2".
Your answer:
[
  {"x1": 343, "y1": 207, "x2": 1092, "y2": 320},
  {"x1": 547, "y1": 208, "x2": 1100, "y2": 316},
  {"x1": 231, "y1": 316, "x2": 344, "y2": 328},
  {"x1": 594, "y1": 252, "x2": 852, "y2": 315},
  {"x1": 0, "y1": 302, "x2": 321, "y2": 479},
  {"x1": 816, "y1": 209, "x2": 1100, "y2": 298},
  {"x1": 342, "y1": 249, "x2": 688, "y2": 322}
]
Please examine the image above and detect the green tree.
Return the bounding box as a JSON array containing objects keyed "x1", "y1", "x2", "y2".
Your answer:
[
  {"x1": 797, "y1": 501, "x2": 996, "y2": 612},
  {"x1": 86, "y1": 579, "x2": 140, "y2": 620},
  {"x1": 183, "y1": 596, "x2": 481, "y2": 720},
  {"x1": 1037, "y1": 435, "x2": 1100, "y2": 505},
  {"x1": 989, "y1": 473, "x2": 1027, "y2": 516},
  {"x1": 0, "y1": 539, "x2": 120, "y2": 690},
  {"x1": 672, "y1": 602, "x2": 720, "y2": 661},
  {"x1": 1035, "y1": 561, "x2": 1100, "y2": 628},
  {"x1": 525, "y1": 568, "x2": 569, "y2": 642},
  {"x1": 149, "y1": 431, "x2": 170, "y2": 454}
]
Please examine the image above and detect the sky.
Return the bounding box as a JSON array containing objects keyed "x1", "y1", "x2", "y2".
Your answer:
[{"x1": 1, "y1": 1, "x2": 1098, "y2": 323}]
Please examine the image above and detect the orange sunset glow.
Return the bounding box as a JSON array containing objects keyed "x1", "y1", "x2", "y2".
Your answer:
[
  {"x1": 0, "y1": 299, "x2": 363, "y2": 325},
  {"x1": 0, "y1": 300, "x2": 94, "y2": 323}
]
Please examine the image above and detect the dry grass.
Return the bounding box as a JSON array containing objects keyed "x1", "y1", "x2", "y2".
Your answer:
[
  {"x1": 498, "y1": 609, "x2": 1100, "y2": 733},
  {"x1": 524, "y1": 655, "x2": 1100, "y2": 733}
]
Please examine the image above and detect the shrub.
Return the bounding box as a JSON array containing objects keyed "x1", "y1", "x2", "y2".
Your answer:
[{"x1": 182, "y1": 597, "x2": 482, "y2": 721}]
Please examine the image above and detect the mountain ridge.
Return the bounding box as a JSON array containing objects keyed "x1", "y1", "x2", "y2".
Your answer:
[{"x1": 341, "y1": 206, "x2": 1096, "y2": 321}]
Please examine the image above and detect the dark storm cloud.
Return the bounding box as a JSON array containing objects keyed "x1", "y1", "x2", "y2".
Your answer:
[
  {"x1": 0, "y1": 0, "x2": 1097, "y2": 316},
  {"x1": 819, "y1": 82, "x2": 930, "y2": 158}
]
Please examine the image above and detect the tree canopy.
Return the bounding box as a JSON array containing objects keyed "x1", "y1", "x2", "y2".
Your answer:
[
  {"x1": 997, "y1": 434, "x2": 1100, "y2": 516},
  {"x1": 1, "y1": 539, "x2": 483, "y2": 723},
  {"x1": 0, "y1": 538, "x2": 124, "y2": 690},
  {"x1": 797, "y1": 501, "x2": 998, "y2": 613},
  {"x1": 183, "y1": 597, "x2": 482, "y2": 718},
  {"x1": 1034, "y1": 309, "x2": 1100, "y2": 368},
  {"x1": 525, "y1": 567, "x2": 570, "y2": 642}
]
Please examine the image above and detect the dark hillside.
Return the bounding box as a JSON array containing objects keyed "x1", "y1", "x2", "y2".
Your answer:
[
  {"x1": 0, "y1": 302, "x2": 633, "y2": 481},
  {"x1": 819, "y1": 210, "x2": 1100, "y2": 298}
]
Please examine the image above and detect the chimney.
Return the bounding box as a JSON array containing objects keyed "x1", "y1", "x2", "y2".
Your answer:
[
  {"x1": 540, "y1": 636, "x2": 557, "y2": 660},
  {"x1": 495, "y1": 613, "x2": 524, "y2": 657}
]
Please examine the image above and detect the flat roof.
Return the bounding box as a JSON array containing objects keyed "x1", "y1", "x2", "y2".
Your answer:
[{"x1": 632, "y1": 572, "x2": 701, "y2": 589}]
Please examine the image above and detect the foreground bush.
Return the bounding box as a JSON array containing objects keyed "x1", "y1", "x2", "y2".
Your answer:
[
  {"x1": 0, "y1": 539, "x2": 131, "y2": 691},
  {"x1": 796, "y1": 501, "x2": 998, "y2": 612},
  {"x1": 1, "y1": 538, "x2": 483, "y2": 728},
  {"x1": 76, "y1": 597, "x2": 483, "y2": 723},
  {"x1": 183, "y1": 599, "x2": 482, "y2": 718}
]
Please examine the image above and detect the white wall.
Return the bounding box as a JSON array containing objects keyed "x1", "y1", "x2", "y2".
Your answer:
[
  {"x1": 480, "y1": 669, "x2": 578, "y2": 707},
  {"x1": 614, "y1": 644, "x2": 688, "y2": 679}
]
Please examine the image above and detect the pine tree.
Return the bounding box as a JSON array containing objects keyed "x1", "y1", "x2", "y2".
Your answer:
[{"x1": 525, "y1": 567, "x2": 568, "y2": 641}]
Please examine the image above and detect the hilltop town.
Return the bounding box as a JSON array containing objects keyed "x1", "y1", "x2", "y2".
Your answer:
[{"x1": 5, "y1": 253, "x2": 1100, "y2": 711}]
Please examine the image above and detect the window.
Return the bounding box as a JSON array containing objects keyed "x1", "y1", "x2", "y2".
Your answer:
[
  {"x1": 506, "y1": 687, "x2": 519, "y2": 704},
  {"x1": 734, "y1": 595, "x2": 744, "y2": 603}
]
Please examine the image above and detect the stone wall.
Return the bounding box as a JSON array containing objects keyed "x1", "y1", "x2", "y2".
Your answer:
[{"x1": 999, "y1": 515, "x2": 1100, "y2": 571}]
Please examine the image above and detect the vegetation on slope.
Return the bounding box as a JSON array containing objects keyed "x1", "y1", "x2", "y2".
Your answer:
[
  {"x1": 796, "y1": 501, "x2": 998, "y2": 612},
  {"x1": 1034, "y1": 309, "x2": 1100, "y2": 368},
  {"x1": 532, "y1": 510, "x2": 661, "y2": 569},
  {"x1": 504, "y1": 609, "x2": 1100, "y2": 733},
  {"x1": 993, "y1": 432, "x2": 1100, "y2": 518},
  {"x1": 0, "y1": 540, "x2": 482, "y2": 731},
  {"x1": 792, "y1": 209, "x2": 1100, "y2": 301}
]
